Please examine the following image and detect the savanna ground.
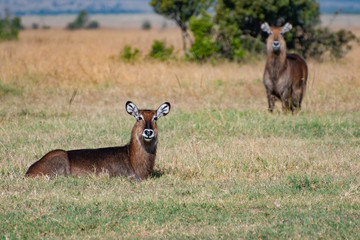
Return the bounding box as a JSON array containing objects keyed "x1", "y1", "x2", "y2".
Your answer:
[{"x1": 0, "y1": 26, "x2": 360, "y2": 239}]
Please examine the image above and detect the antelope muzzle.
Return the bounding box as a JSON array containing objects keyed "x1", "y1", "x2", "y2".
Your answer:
[
  {"x1": 272, "y1": 41, "x2": 280, "y2": 51},
  {"x1": 142, "y1": 129, "x2": 155, "y2": 142}
]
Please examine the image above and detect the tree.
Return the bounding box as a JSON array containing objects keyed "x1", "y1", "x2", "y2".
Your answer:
[
  {"x1": 188, "y1": 12, "x2": 218, "y2": 62},
  {"x1": 0, "y1": 16, "x2": 22, "y2": 41},
  {"x1": 149, "y1": 0, "x2": 214, "y2": 54},
  {"x1": 214, "y1": 0, "x2": 357, "y2": 59},
  {"x1": 66, "y1": 10, "x2": 99, "y2": 30},
  {"x1": 67, "y1": 10, "x2": 88, "y2": 30}
]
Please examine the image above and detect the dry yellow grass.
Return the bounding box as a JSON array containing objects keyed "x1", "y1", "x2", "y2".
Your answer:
[
  {"x1": 1, "y1": 28, "x2": 359, "y2": 115},
  {"x1": 0, "y1": 28, "x2": 360, "y2": 239}
]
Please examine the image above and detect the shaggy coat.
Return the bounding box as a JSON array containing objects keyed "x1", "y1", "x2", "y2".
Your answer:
[
  {"x1": 261, "y1": 22, "x2": 308, "y2": 112},
  {"x1": 25, "y1": 101, "x2": 171, "y2": 181}
]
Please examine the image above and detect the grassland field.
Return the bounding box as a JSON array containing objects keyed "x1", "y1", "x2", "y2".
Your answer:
[{"x1": 0, "y1": 27, "x2": 360, "y2": 239}]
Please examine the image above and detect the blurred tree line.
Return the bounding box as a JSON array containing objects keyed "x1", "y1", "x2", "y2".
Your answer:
[
  {"x1": 150, "y1": 0, "x2": 358, "y2": 61},
  {"x1": 1, "y1": 1, "x2": 357, "y2": 62},
  {"x1": 0, "y1": 9, "x2": 99, "y2": 41},
  {"x1": 0, "y1": 9, "x2": 23, "y2": 41},
  {"x1": 66, "y1": 10, "x2": 99, "y2": 30}
]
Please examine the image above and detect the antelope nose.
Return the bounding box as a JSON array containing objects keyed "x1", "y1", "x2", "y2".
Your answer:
[
  {"x1": 143, "y1": 129, "x2": 155, "y2": 142},
  {"x1": 144, "y1": 129, "x2": 153, "y2": 136},
  {"x1": 143, "y1": 129, "x2": 155, "y2": 141},
  {"x1": 272, "y1": 41, "x2": 280, "y2": 47}
]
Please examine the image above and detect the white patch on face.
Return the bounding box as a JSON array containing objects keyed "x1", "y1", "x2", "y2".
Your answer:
[
  {"x1": 143, "y1": 137, "x2": 153, "y2": 142},
  {"x1": 272, "y1": 41, "x2": 280, "y2": 51},
  {"x1": 142, "y1": 129, "x2": 155, "y2": 142}
]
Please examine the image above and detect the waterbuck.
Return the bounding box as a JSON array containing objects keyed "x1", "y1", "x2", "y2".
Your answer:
[
  {"x1": 261, "y1": 22, "x2": 308, "y2": 113},
  {"x1": 25, "y1": 101, "x2": 171, "y2": 181}
]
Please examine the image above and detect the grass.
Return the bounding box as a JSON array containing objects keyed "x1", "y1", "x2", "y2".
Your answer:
[{"x1": 0, "y1": 28, "x2": 360, "y2": 239}]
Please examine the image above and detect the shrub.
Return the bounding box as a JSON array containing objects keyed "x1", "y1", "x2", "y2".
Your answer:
[
  {"x1": 188, "y1": 12, "x2": 218, "y2": 62},
  {"x1": 142, "y1": 20, "x2": 151, "y2": 30},
  {"x1": 305, "y1": 27, "x2": 357, "y2": 60},
  {"x1": 86, "y1": 21, "x2": 99, "y2": 29},
  {"x1": 67, "y1": 10, "x2": 100, "y2": 30},
  {"x1": 67, "y1": 10, "x2": 88, "y2": 30},
  {"x1": 149, "y1": 40, "x2": 174, "y2": 61},
  {"x1": 149, "y1": 0, "x2": 214, "y2": 54},
  {"x1": 32, "y1": 23, "x2": 39, "y2": 29},
  {"x1": 120, "y1": 45, "x2": 140, "y2": 62},
  {"x1": 0, "y1": 16, "x2": 22, "y2": 41},
  {"x1": 214, "y1": 0, "x2": 358, "y2": 59}
]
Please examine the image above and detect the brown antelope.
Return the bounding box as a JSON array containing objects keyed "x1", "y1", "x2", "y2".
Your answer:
[
  {"x1": 261, "y1": 22, "x2": 308, "y2": 113},
  {"x1": 25, "y1": 101, "x2": 171, "y2": 181}
]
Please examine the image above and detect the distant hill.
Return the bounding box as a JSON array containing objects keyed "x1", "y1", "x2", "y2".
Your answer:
[
  {"x1": 1, "y1": 0, "x2": 359, "y2": 16},
  {"x1": 0, "y1": 0, "x2": 153, "y2": 16}
]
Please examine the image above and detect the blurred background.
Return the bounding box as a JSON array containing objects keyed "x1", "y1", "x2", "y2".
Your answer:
[{"x1": 1, "y1": 0, "x2": 359, "y2": 29}]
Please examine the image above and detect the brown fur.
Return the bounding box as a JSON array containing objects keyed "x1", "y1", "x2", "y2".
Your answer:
[
  {"x1": 262, "y1": 23, "x2": 308, "y2": 113},
  {"x1": 25, "y1": 102, "x2": 170, "y2": 181}
]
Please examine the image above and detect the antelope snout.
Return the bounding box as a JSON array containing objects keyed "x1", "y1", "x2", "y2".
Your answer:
[
  {"x1": 143, "y1": 129, "x2": 155, "y2": 142},
  {"x1": 272, "y1": 41, "x2": 280, "y2": 51}
]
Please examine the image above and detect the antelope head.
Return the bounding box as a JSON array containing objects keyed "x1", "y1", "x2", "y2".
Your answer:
[
  {"x1": 261, "y1": 22, "x2": 292, "y2": 53},
  {"x1": 126, "y1": 101, "x2": 171, "y2": 146}
]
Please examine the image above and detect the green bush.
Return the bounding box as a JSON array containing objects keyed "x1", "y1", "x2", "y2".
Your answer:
[
  {"x1": 149, "y1": 0, "x2": 214, "y2": 54},
  {"x1": 149, "y1": 40, "x2": 174, "y2": 61},
  {"x1": 86, "y1": 21, "x2": 99, "y2": 29},
  {"x1": 142, "y1": 20, "x2": 152, "y2": 30},
  {"x1": 188, "y1": 12, "x2": 218, "y2": 62},
  {"x1": 214, "y1": 0, "x2": 357, "y2": 59},
  {"x1": 0, "y1": 17, "x2": 22, "y2": 41},
  {"x1": 32, "y1": 23, "x2": 39, "y2": 29},
  {"x1": 305, "y1": 27, "x2": 357, "y2": 60},
  {"x1": 67, "y1": 10, "x2": 100, "y2": 30},
  {"x1": 120, "y1": 45, "x2": 140, "y2": 62}
]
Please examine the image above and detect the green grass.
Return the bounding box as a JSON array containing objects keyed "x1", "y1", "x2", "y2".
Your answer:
[
  {"x1": 0, "y1": 81, "x2": 22, "y2": 97},
  {"x1": 1, "y1": 106, "x2": 359, "y2": 239}
]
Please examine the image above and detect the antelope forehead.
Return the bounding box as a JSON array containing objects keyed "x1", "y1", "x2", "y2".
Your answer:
[
  {"x1": 139, "y1": 110, "x2": 156, "y2": 120},
  {"x1": 271, "y1": 28, "x2": 282, "y2": 38}
]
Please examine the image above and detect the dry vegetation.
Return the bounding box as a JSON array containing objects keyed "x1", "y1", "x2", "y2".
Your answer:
[
  {"x1": 0, "y1": 28, "x2": 360, "y2": 238},
  {"x1": 1, "y1": 29, "x2": 360, "y2": 113}
]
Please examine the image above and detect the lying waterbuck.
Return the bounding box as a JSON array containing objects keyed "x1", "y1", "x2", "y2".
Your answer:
[
  {"x1": 261, "y1": 22, "x2": 308, "y2": 113},
  {"x1": 25, "y1": 101, "x2": 171, "y2": 181}
]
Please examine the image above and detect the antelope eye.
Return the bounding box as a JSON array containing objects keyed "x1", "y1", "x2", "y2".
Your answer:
[
  {"x1": 153, "y1": 116, "x2": 158, "y2": 121},
  {"x1": 138, "y1": 116, "x2": 144, "y2": 121}
]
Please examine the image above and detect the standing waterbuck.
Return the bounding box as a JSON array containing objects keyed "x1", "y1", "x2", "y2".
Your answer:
[
  {"x1": 261, "y1": 22, "x2": 308, "y2": 113},
  {"x1": 25, "y1": 101, "x2": 171, "y2": 181}
]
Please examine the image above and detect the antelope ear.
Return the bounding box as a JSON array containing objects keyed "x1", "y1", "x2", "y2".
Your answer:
[
  {"x1": 281, "y1": 22, "x2": 292, "y2": 35},
  {"x1": 261, "y1": 22, "x2": 272, "y2": 34},
  {"x1": 156, "y1": 102, "x2": 171, "y2": 119},
  {"x1": 126, "y1": 101, "x2": 139, "y2": 118}
]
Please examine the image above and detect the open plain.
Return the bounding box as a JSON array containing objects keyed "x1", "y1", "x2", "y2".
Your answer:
[{"x1": 0, "y1": 27, "x2": 359, "y2": 238}]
